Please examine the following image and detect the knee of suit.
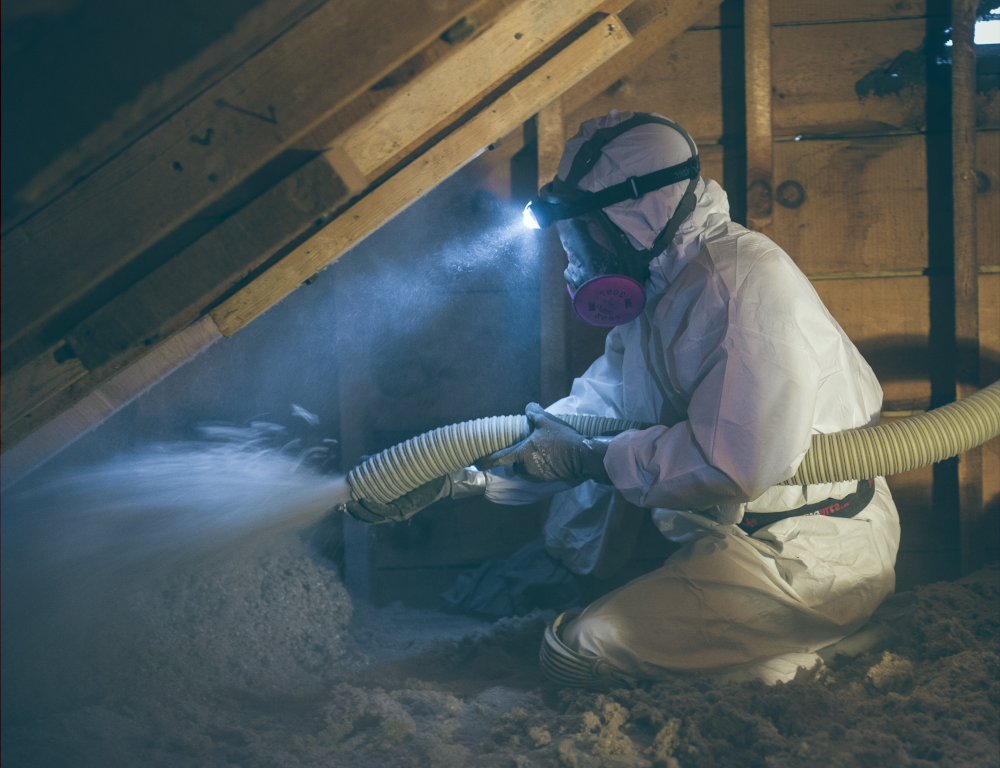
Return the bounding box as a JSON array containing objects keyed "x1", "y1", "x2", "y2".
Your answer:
[{"x1": 562, "y1": 614, "x2": 610, "y2": 655}]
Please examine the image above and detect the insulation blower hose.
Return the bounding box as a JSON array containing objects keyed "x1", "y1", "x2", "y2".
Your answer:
[{"x1": 347, "y1": 381, "x2": 1000, "y2": 505}]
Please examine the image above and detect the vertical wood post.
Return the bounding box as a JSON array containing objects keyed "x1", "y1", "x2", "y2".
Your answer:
[
  {"x1": 537, "y1": 98, "x2": 565, "y2": 189},
  {"x1": 744, "y1": 0, "x2": 773, "y2": 237},
  {"x1": 334, "y1": 259, "x2": 373, "y2": 601},
  {"x1": 951, "y1": 0, "x2": 983, "y2": 573},
  {"x1": 537, "y1": 99, "x2": 570, "y2": 406}
]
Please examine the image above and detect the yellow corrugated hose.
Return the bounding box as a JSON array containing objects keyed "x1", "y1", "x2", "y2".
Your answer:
[{"x1": 348, "y1": 381, "x2": 1000, "y2": 504}]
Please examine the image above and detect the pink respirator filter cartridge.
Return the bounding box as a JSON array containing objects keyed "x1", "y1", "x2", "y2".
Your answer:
[{"x1": 568, "y1": 275, "x2": 646, "y2": 326}]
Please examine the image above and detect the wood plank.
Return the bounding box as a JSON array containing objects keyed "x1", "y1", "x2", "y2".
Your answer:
[
  {"x1": 2, "y1": 0, "x2": 328, "y2": 234},
  {"x1": 0, "y1": 313, "x2": 225, "y2": 452},
  {"x1": 0, "y1": 0, "x2": 488, "y2": 363},
  {"x1": 0, "y1": 344, "x2": 87, "y2": 427},
  {"x1": 693, "y1": 0, "x2": 931, "y2": 29},
  {"x1": 566, "y1": 27, "x2": 721, "y2": 142},
  {"x1": 773, "y1": 135, "x2": 928, "y2": 274},
  {"x1": 570, "y1": 18, "x2": 929, "y2": 144},
  {"x1": 808, "y1": 269, "x2": 925, "y2": 281},
  {"x1": 0, "y1": 154, "x2": 348, "y2": 449},
  {"x1": 744, "y1": 0, "x2": 773, "y2": 236},
  {"x1": 882, "y1": 409, "x2": 962, "y2": 576},
  {"x1": 952, "y1": 0, "x2": 982, "y2": 574},
  {"x1": 982, "y1": 272, "x2": 1000, "y2": 386},
  {"x1": 472, "y1": 124, "x2": 527, "y2": 197},
  {"x1": 212, "y1": 16, "x2": 633, "y2": 336},
  {"x1": 812, "y1": 277, "x2": 932, "y2": 409},
  {"x1": 697, "y1": 143, "x2": 724, "y2": 186},
  {"x1": 978, "y1": 85, "x2": 1000, "y2": 130},
  {"x1": 562, "y1": 0, "x2": 724, "y2": 118},
  {"x1": 772, "y1": 0, "x2": 929, "y2": 25},
  {"x1": 331, "y1": 0, "x2": 613, "y2": 186},
  {"x1": 772, "y1": 19, "x2": 927, "y2": 136},
  {"x1": 290, "y1": 0, "x2": 514, "y2": 156},
  {"x1": 978, "y1": 131, "x2": 999, "y2": 266},
  {"x1": 537, "y1": 98, "x2": 571, "y2": 406},
  {"x1": 616, "y1": 0, "x2": 672, "y2": 32},
  {"x1": 64, "y1": 155, "x2": 349, "y2": 372},
  {"x1": 537, "y1": 98, "x2": 567, "y2": 185},
  {"x1": 885, "y1": 463, "x2": 941, "y2": 552},
  {"x1": 878, "y1": 274, "x2": 997, "y2": 571},
  {"x1": 980, "y1": 272, "x2": 1000, "y2": 556},
  {"x1": 0, "y1": 317, "x2": 221, "y2": 489}
]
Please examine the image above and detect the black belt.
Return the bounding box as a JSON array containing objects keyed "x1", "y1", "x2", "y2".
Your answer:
[{"x1": 737, "y1": 479, "x2": 876, "y2": 536}]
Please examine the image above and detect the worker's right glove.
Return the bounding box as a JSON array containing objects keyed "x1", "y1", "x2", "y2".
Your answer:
[
  {"x1": 340, "y1": 467, "x2": 486, "y2": 524},
  {"x1": 475, "y1": 403, "x2": 613, "y2": 486}
]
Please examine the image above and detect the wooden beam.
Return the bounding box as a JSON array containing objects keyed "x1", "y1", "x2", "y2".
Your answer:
[
  {"x1": 537, "y1": 98, "x2": 567, "y2": 185},
  {"x1": 291, "y1": 0, "x2": 515, "y2": 162},
  {"x1": 617, "y1": 0, "x2": 673, "y2": 33},
  {"x1": 744, "y1": 0, "x2": 773, "y2": 236},
  {"x1": 562, "y1": 0, "x2": 725, "y2": 117},
  {"x1": 951, "y1": 0, "x2": 982, "y2": 573},
  {"x1": 327, "y1": 0, "x2": 615, "y2": 187},
  {"x1": 1, "y1": 317, "x2": 224, "y2": 453},
  {"x1": 537, "y1": 98, "x2": 571, "y2": 406},
  {"x1": 3, "y1": 0, "x2": 328, "y2": 234},
  {"x1": 1, "y1": 0, "x2": 488, "y2": 369},
  {"x1": 64, "y1": 156, "x2": 349, "y2": 371},
  {"x1": 1, "y1": 344, "x2": 87, "y2": 428},
  {"x1": 0, "y1": 317, "x2": 222, "y2": 490},
  {"x1": 1, "y1": 156, "x2": 348, "y2": 446},
  {"x1": 0, "y1": 0, "x2": 624, "y2": 453},
  {"x1": 212, "y1": 16, "x2": 633, "y2": 336}
]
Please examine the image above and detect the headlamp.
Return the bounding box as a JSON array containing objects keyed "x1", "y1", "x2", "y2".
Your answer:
[
  {"x1": 522, "y1": 201, "x2": 541, "y2": 229},
  {"x1": 522, "y1": 198, "x2": 564, "y2": 230}
]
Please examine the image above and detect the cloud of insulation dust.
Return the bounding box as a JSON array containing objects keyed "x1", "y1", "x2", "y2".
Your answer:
[
  {"x1": 1, "y1": 420, "x2": 356, "y2": 723},
  {"x1": 2, "y1": 422, "x2": 350, "y2": 578},
  {"x1": 332, "y1": 183, "x2": 542, "y2": 348}
]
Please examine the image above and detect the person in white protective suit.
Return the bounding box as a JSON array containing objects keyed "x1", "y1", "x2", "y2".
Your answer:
[{"x1": 344, "y1": 111, "x2": 901, "y2": 688}]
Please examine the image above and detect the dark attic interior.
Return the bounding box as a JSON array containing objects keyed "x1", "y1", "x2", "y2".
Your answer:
[{"x1": 2, "y1": 0, "x2": 999, "y2": 766}]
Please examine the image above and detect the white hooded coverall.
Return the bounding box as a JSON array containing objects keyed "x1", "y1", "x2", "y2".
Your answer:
[{"x1": 486, "y1": 112, "x2": 901, "y2": 684}]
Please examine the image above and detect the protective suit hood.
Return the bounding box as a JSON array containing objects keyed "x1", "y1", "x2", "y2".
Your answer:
[{"x1": 556, "y1": 110, "x2": 731, "y2": 295}]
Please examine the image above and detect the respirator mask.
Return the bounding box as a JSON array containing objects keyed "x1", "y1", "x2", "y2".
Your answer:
[{"x1": 523, "y1": 114, "x2": 700, "y2": 326}]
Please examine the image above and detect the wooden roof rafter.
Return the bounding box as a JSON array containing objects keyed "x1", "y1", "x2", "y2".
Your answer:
[{"x1": 0, "y1": 0, "x2": 723, "y2": 486}]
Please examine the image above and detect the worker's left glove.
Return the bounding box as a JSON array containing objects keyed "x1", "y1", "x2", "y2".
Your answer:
[
  {"x1": 340, "y1": 467, "x2": 486, "y2": 524},
  {"x1": 475, "y1": 403, "x2": 612, "y2": 486}
]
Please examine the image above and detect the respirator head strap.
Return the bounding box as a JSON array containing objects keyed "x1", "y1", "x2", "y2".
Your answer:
[
  {"x1": 560, "y1": 113, "x2": 680, "y2": 189},
  {"x1": 525, "y1": 156, "x2": 699, "y2": 230},
  {"x1": 643, "y1": 171, "x2": 700, "y2": 261},
  {"x1": 524, "y1": 113, "x2": 700, "y2": 231}
]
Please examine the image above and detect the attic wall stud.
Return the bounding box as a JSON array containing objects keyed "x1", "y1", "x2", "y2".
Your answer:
[
  {"x1": 744, "y1": 0, "x2": 773, "y2": 237},
  {"x1": 537, "y1": 99, "x2": 569, "y2": 406},
  {"x1": 951, "y1": 0, "x2": 982, "y2": 574}
]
